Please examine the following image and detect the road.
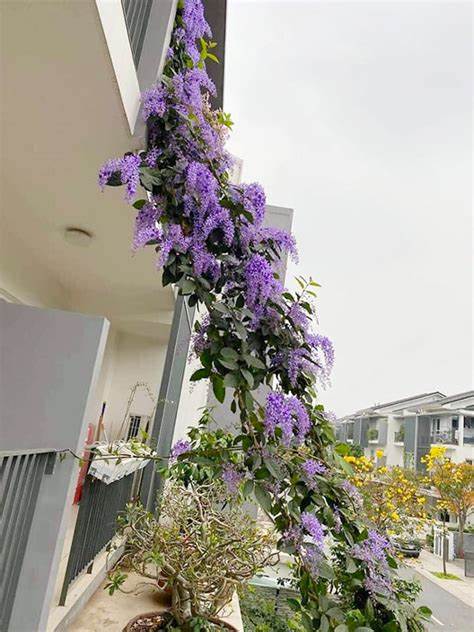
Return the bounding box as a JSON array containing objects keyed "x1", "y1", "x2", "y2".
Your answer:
[{"x1": 400, "y1": 567, "x2": 473, "y2": 631}]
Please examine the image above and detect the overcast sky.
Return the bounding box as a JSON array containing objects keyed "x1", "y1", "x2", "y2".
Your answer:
[{"x1": 224, "y1": 0, "x2": 472, "y2": 416}]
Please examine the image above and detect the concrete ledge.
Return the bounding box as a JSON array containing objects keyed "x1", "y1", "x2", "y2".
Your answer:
[
  {"x1": 65, "y1": 571, "x2": 243, "y2": 631},
  {"x1": 47, "y1": 544, "x2": 124, "y2": 632}
]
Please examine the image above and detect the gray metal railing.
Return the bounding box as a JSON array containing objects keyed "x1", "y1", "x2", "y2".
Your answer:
[
  {"x1": 0, "y1": 449, "x2": 56, "y2": 630},
  {"x1": 59, "y1": 469, "x2": 135, "y2": 605},
  {"x1": 122, "y1": 0, "x2": 154, "y2": 68},
  {"x1": 431, "y1": 429, "x2": 457, "y2": 445},
  {"x1": 463, "y1": 431, "x2": 474, "y2": 445},
  {"x1": 394, "y1": 429, "x2": 405, "y2": 443}
]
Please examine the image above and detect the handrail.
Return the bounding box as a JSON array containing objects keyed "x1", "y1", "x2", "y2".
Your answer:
[{"x1": 0, "y1": 447, "x2": 63, "y2": 457}]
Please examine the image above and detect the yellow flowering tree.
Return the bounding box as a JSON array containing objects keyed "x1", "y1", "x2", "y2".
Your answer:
[
  {"x1": 344, "y1": 451, "x2": 427, "y2": 536},
  {"x1": 422, "y1": 446, "x2": 474, "y2": 557}
]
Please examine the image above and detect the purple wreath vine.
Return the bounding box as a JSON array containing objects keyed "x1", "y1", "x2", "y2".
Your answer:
[{"x1": 99, "y1": 1, "x2": 430, "y2": 629}]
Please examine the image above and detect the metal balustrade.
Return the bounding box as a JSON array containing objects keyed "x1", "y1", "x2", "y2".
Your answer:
[
  {"x1": 0, "y1": 449, "x2": 56, "y2": 630},
  {"x1": 59, "y1": 468, "x2": 135, "y2": 605},
  {"x1": 430, "y1": 429, "x2": 457, "y2": 445}
]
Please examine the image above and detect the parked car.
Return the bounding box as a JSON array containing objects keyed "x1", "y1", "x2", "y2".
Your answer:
[{"x1": 393, "y1": 537, "x2": 421, "y2": 558}]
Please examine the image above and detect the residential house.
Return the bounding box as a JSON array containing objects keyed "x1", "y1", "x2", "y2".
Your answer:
[{"x1": 335, "y1": 391, "x2": 474, "y2": 529}]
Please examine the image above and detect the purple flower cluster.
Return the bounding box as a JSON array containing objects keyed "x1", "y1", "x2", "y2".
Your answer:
[
  {"x1": 141, "y1": 84, "x2": 168, "y2": 120},
  {"x1": 288, "y1": 348, "x2": 315, "y2": 387},
  {"x1": 260, "y1": 226, "x2": 298, "y2": 262},
  {"x1": 222, "y1": 464, "x2": 244, "y2": 494},
  {"x1": 288, "y1": 302, "x2": 309, "y2": 329},
  {"x1": 98, "y1": 154, "x2": 142, "y2": 202},
  {"x1": 244, "y1": 254, "x2": 281, "y2": 318},
  {"x1": 302, "y1": 458, "x2": 327, "y2": 490},
  {"x1": 170, "y1": 439, "x2": 191, "y2": 462},
  {"x1": 352, "y1": 530, "x2": 393, "y2": 596},
  {"x1": 190, "y1": 313, "x2": 210, "y2": 357},
  {"x1": 132, "y1": 201, "x2": 162, "y2": 251},
  {"x1": 283, "y1": 334, "x2": 334, "y2": 389},
  {"x1": 264, "y1": 391, "x2": 311, "y2": 445},
  {"x1": 307, "y1": 334, "x2": 335, "y2": 386},
  {"x1": 300, "y1": 543, "x2": 324, "y2": 579},
  {"x1": 301, "y1": 512, "x2": 325, "y2": 548},
  {"x1": 241, "y1": 182, "x2": 266, "y2": 227},
  {"x1": 182, "y1": 0, "x2": 212, "y2": 62},
  {"x1": 341, "y1": 479, "x2": 363, "y2": 508}
]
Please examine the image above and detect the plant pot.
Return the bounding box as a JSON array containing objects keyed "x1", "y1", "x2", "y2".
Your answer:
[{"x1": 123, "y1": 611, "x2": 238, "y2": 631}]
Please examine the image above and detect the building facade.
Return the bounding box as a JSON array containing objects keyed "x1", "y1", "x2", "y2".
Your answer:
[{"x1": 335, "y1": 391, "x2": 474, "y2": 470}]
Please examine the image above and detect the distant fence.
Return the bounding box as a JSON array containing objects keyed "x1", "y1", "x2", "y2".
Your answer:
[
  {"x1": 0, "y1": 449, "x2": 57, "y2": 630},
  {"x1": 59, "y1": 468, "x2": 135, "y2": 605}
]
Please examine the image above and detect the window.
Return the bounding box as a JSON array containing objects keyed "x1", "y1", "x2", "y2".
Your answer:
[{"x1": 127, "y1": 414, "x2": 142, "y2": 440}]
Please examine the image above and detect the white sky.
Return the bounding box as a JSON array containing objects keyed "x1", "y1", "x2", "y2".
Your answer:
[{"x1": 224, "y1": 0, "x2": 473, "y2": 416}]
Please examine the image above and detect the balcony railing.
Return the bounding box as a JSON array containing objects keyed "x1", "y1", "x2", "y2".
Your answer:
[
  {"x1": 463, "y1": 430, "x2": 474, "y2": 445},
  {"x1": 431, "y1": 429, "x2": 457, "y2": 445},
  {"x1": 368, "y1": 428, "x2": 379, "y2": 443},
  {"x1": 394, "y1": 430, "x2": 405, "y2": 443}
]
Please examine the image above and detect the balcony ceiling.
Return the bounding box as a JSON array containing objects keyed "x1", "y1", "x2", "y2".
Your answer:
[{"x1": 0, "y1": 0, "x2": 173, "y2": 338}]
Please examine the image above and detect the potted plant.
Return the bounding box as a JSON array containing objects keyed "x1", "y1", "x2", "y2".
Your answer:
[{"x1": 106, "y1": 480, "x2": 277, "y2": 631}]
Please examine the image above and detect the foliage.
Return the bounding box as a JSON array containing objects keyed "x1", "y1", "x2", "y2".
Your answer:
[
  {"x1": 107, "y1": 480, "x2": 276, "y2": 630},
  {"x1": 422, "y1": 446, "x2": 474, "y2": 556},
  {"x1": 238, "y1": 585, "x2": 304, "y2": 632},
  {"x1": 99, "y1": 0, "x2": 431, "y2": 629},
  {"x1": 343, "y1": 452, "x2": 427, "y2": 537},
  {"x1": 430, "y1": 572, "x2": 461, "y2": 581}
]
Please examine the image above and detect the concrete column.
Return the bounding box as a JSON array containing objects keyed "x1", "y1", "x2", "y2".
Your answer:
[{"x1": 0, "y1": 301, "x2": 109, "y2": 631}]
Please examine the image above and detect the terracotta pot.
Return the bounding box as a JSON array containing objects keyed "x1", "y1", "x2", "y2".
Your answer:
[{"x1": 123, "y1": 611, "x2": 238, "y2": 631}]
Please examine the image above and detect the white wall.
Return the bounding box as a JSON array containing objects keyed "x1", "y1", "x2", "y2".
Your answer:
[
  {"x1": 173, "y1": 351, "x2": 209, "y2": 443},
  {"x1": 102, "y1": 330, "x2": 168, "y2": 440}
]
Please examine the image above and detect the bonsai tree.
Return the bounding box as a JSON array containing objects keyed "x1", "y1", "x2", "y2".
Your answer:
[{"x1": 107, "y1": 480, "x2": 277, "y2": 630}]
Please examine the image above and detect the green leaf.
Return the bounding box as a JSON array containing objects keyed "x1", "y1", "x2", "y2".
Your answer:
[
  {"x1": 241, "y1": 369, "x2": 254, "y2": 388},
  {"x1": 179, "y1": 278, "x2": 195, "y2": 294},
  {"x1": 190, "y1": 368, "x2": 210, "y2": 381},
  {"x1": 287, "y1": 598, "x2": 301, "y2": 612},
  {"x1": 242, "y1": 479, "x2": 254, "y2": 498},
  {"x1": 211, "y1": 375, "x2": 225, "y2": 403},
  {"x1": 327, "y1": 608, "x2": 344, "y2": 622},
  {"x1": 346, "y1": 557, "x2": 358, "y2": 574},
  {"x1": 243, "y1": 354, "x2": 266, "y2": 369},
  {"x1": 132, "y1": 199, "x2": 147, "y2": 209},
  {"x1": 223, "y1": 372, "x2": 239, "y2": 388},
  {"x1": 264, "y1": 457, "x2": 286, "y2": 480},
  {"x1": 318, "y1": 561, "x2": 335, "y2": 581},
  {"x1": 334, "y1": 626, "x2": 349, "y2": 632},
  {"x1": 319, "y1": 615, "x2": 329, "y2": 632},
  {"x1": 218, "y1": 358, "x2": 238, "y2": 370},
  {"x1": 300, "y1": 612, "x2": 313, "y2": 632},
  {"x1": 220, "y1": 347, "x2": 239, "y2": 360},
  {"x1": 254, "y1": 484, "x2": 273, "y2": 513},
  {"x1": 212, "y1": 302, "x2": 230, "y2": 314}
]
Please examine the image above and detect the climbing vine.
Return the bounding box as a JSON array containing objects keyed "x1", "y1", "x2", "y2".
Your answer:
[{"x1": 99, "y1": 1, "x2": 430, "y2": 629}]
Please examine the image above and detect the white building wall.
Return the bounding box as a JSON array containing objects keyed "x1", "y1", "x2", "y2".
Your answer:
[
  {"x1": 173, "y1": 352, "x2": 209, "y2": 443},
  {"x1": 104, "y1": 330, "x2": 168, "y2": 440}
]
